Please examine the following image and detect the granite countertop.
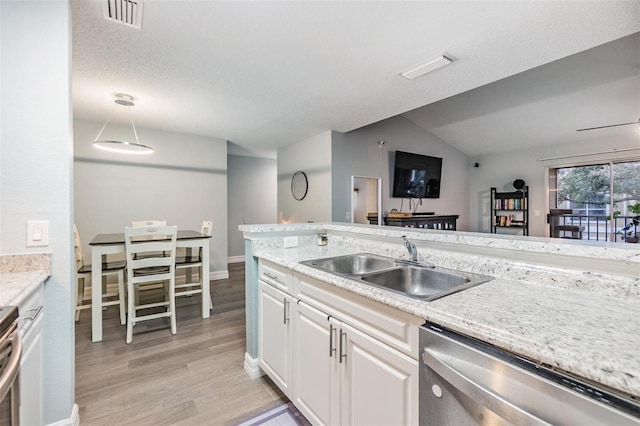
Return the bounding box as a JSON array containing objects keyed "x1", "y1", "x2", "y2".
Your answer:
[
  {"x1": 0, "y1": 271, "x2": 49, "y2": 307},
  {"x1": 253, "y1": 244, "x2": 640, "y2": 400},
  {"x1": 0, "y1": 253, "x2": 51, "y2": 307}
]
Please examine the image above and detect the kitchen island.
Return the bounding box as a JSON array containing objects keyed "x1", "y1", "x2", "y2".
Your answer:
[
  {"x1": 240, "y1": 222, "x2": 639, "y2": 403},
  {"x1": 0, "y1": 253, "x2": 50, "y2": 425}
]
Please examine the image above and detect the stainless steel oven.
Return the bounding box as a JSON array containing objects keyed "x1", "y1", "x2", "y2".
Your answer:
[
  {"x1": 419, "y1": 322, "x2": 640, "y2": 425},
  {"x1": 0, "y1": 306, "x2": 21, "y2": 426}
]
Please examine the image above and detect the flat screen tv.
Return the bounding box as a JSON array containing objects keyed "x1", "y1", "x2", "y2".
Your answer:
[{"x1": 392, "y1": 151, "x2": 442, "y2": 198}]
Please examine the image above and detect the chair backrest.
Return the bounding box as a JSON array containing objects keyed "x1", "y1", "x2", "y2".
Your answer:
[
  {"x1": 201, "y1": 221, "x2": 213, "y2": 237},
  {"x1": 131, "y1": 220, "x2": 167, "y2": 228},
  {"x1": 73, "y1": 224, "x2": 85, "y2": 270},
  {"x1": 124, "y1": 226, "x2": 178, "y2": 283}
]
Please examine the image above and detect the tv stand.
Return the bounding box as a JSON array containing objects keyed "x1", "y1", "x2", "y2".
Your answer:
[{"x1": 367, "y1": 214, "x2": 458, "y2": 230}]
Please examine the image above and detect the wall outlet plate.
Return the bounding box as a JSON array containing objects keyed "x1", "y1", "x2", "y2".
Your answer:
[{"x1": 283, "y1": 236, "x2": 299, "y2": 248}]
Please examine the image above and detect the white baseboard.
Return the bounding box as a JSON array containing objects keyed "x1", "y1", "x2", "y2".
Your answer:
[
  {"x1": 46, "y1": 403, "x2": 79, "y2": 426},
  {"x1": 228, "y1": 255, "x2": 245, "y2": 264},
  {"x1": 244, "y1": 352, "x2": 263, "y2": 380},
  {"x1": 210, "y1": 270, "x2": 229, "y2": 280}
]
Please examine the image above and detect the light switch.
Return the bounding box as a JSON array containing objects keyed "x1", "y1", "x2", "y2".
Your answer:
[{"x1": 27, "y1": 220, "x2": 49, "y2": 247}]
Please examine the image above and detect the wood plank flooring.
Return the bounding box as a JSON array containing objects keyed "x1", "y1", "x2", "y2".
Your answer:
[{"x1": 75, "y1": 262, "x2": 289, "y2": 425}]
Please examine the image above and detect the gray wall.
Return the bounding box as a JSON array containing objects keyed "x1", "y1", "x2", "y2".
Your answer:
[
  {"x1": 469, "y1": 134, "x2": 640, "y2": 237},
  {"x1": 74, "y1": 119, "x2": 229, "y2": 275},
  {"x1": 277, "y1": 131, "x2": 332, "y2": 223},
  {"x1": 227, "y1": 154, "x2": 277, "y2": 257},
  {"x1": 332, "y1": 116, "x2": 472, "y2": 230},
  {"x1": 0, "y1": 2, "x2": 74, "y2": 423}
]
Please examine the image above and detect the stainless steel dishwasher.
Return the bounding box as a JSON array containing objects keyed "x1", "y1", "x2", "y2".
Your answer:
[{"x1": 419, "y1": 322, "x2": 640, "y2": 425}]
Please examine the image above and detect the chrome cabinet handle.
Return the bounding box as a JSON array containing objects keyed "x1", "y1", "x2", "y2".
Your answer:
[
  {"x1": 27, "y1": 305, "x2": 43, "y2": 321},
  {"x1": 339, "y1": 329, "x2": 347, "y2": 364},
  {"x1": 283, "y1": 298, "x2": 289, "y2": 324},
  {"x1": 423, "y1": 348, "x2": 549, "y2": 425},
  {"x1": 329, "y1": 324, "x2": 336, "y2": 357},
  {"x1": 264, "y1": 272, "x2": 277, "y2": 281}
]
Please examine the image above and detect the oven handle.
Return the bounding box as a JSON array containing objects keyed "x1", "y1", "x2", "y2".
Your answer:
[
  {"x1": 423, "y1": 348, "x2": 550, "y2": 426},
  {"x1": 0, "y1": 328, "x2": 22, "y2": 402}
]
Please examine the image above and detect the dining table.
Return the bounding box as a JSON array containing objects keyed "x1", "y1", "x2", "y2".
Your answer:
[{"x1": 89, "y1": 230, "x2": 211, "y2": 342}]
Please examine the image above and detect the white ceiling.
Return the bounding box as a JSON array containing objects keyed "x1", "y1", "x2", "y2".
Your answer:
[{"x1": 71, "y1": 1, "x2": 640, "y2": 157}]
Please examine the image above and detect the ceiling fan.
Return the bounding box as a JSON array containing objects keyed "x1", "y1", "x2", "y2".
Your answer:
[{"x1": 576, "y1": 118, "x2": 640, "y2": 132}]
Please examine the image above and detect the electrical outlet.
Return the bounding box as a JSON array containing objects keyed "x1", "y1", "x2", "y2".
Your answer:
[
  {"x1": 346, "y1": 211, "x2": 351, "y2": 220},
  {"x1": 284, "y1": 236, "x2": 299, "y2": 248}
]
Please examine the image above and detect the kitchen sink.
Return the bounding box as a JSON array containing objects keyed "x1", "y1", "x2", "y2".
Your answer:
[
  {"x1": 300, "y1": 253, "x2": 398, "y2": 276},
  {"x1": 360, "y1": 265, "x2": 492, "y2": 301},
  {"x1": 301, "y1": 253, "x2": 493, "y2": 302}
]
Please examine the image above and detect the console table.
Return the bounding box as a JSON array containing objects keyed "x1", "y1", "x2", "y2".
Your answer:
[{"x1": 367, "y1": 214, "x2": 459, "y2": 230}]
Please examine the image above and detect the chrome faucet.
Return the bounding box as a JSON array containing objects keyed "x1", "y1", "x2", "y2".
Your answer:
[{"x1": 402, "y1": 236, "x2": 418, "y2": 262}]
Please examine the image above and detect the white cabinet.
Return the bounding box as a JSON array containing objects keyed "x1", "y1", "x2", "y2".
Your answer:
[
  {"x1": 339, "y1": 320, "x2": 417, "y2": 426},
  {"x1": 293, "y1": 300, "x2": 417, "y2": 426},
  {"x1": 258, "y1": 259, "x2": 420, "y2": 426},
  {"x1": 19, "y1": 284, "x2": 44, "y2": 426},
  {"x1": 258, "y1": 279, "x2": 293, "y2": 397},
  {"x1": 292, "y1": 301, "x2": 340, "y2": 426}
]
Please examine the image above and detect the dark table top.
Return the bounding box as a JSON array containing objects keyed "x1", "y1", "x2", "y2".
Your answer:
[{"x1": 90, "y1": 230, "x2": 210, "y2": 246}]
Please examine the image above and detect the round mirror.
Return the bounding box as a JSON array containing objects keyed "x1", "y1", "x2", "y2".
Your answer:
[{"x1": 291, "y1": 171, "x2": 308, "y2": 200}]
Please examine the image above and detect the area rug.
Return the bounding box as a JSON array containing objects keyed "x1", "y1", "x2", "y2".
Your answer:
[{"x1": 235, "y1": 402, "x2": 309, "y2": 426}]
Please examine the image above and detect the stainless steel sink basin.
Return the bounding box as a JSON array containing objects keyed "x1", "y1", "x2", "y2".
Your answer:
[
  {"x1": 301, "y1": 253, "x2": 493, "y2": 302},
  {"x1": 300, "y1": 253, "x2": 397, "y2": 276},
  {"x1": 360, "y1": 265, "x2": 492, "y2": 301}
]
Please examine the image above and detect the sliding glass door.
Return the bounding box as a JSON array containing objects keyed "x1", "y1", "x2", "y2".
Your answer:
[{"x1": 549, "y1": 160, "x2": 639, "y2": 242}]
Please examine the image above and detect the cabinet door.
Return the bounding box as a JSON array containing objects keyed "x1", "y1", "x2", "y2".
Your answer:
[
  {"x1": 258, "y1": 280, "x2": 292, "y2": 397},
  {"x1": 20, "y1": 312, "x2": 43, "y2": 426},
  {"x1": 340, "y1": 322, "x2": 418, "y2": 426},
  {"x1": 292, "y1": 302, "x2": 341, "y2": 426}
]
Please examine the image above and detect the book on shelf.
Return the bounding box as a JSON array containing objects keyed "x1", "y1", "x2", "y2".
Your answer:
[
  {"x1": 494, "y1": 197, "x2": 526, "y2": 210},
  {"x1": 494, "y1": 215, "x2": 527, "y2": 227}
]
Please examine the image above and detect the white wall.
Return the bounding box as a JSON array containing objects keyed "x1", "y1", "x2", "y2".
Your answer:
[
  {"x1": 277, "y1": 131, "x2": 332, "y2": 223},
  {"x1": 332, "y1": 116, "x2": 472, "y2": 230},
  {"x1": 74, "y1": 119, "x2": 229, "y2": 275},
  {"x1": 0, "y1": 1, "x2": 74, "y2": 423},
  {"x1": 227, "y1": 154, "x2": 277, "y2": 257},
  {"x1": 469, "y1": 135, "x2": 640, "y2": 237}
]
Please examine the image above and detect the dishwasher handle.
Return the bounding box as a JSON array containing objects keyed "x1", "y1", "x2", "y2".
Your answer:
[
  {"x1": 423, "y1": 348, "x2": 550, "y2": 426},
  {"x1": 0, "y1": 327, "x2": 22, "y2": 402}
]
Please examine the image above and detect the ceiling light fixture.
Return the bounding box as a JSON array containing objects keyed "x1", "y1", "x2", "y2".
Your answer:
[
  {"x1": 400, "y1": 54, "x2": 453, "y2": 80},
  {"x1": 93, "y1": 94, "x2": 153, "y2": 155}
]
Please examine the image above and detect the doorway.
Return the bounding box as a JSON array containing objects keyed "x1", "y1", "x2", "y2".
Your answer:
[{"x1": 350, "y1": 176, "x2": 382, "y2": 225}]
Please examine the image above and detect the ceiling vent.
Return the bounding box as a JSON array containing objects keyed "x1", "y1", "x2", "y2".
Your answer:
[{"x1": 102, "y1": 0, "x2": 143, "y2": 29}]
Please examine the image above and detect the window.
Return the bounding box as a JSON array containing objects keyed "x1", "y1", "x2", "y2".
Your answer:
[{"x1": 549, "y1": 160, "x2": 640, "y2": 241}]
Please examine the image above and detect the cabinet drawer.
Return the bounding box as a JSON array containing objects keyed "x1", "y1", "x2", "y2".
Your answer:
[
  {"x1": 18, "y1": 284, "x2": 44, "y2": 337},
  {"x1": 294, "y1": 272, "x2": 422, "y2": 359},
  {"x1": 259, "y1": 260, "x2": 293, "y2": 294}
]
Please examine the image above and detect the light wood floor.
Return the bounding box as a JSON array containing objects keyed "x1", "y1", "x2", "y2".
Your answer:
[{"x1": 75, "y1": 262, "x2": 288, "y2": 425}]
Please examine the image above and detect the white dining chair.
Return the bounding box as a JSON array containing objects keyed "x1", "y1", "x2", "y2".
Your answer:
[
  {"x1": 175, "y1": 221, "x2": 213, "y2": 310},
  {"x1": 131, "y1": 220, "x2": 167, "y2": 228},
  {"x1": 74, "y1": 224, "x2": 126, "y2": 324},
  {"x1": 124, "y1": 225, "x2": 178, "y2": 344},
  {"x1": 131, "y1": 220, "x2": 168, "y2": 258}
]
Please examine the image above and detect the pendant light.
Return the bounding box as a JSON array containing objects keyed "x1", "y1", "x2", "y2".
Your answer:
[{"x1": 93, "y1": 94, "x2": 153, "y2": 155}]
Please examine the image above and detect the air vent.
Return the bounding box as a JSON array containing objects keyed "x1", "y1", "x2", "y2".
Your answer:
[{"x1": 103, "y1": 0, "x2": 143, "y2": 29}]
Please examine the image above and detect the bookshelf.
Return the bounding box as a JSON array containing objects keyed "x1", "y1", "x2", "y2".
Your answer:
[{"x1": 490, "y1": 186, "x2": 529, "y2": 235}]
